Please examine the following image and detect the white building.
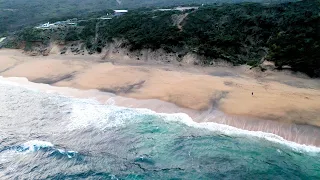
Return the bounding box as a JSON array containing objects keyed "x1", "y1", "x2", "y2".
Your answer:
[
  {"x1": 156, "y1": 7, "x2": 199, "y2": 12},
  {"x1": 41, "y1": 22, "x2": 50, "y2": 28},
  {"x1": 156, "y1": 9, "x2": 173, "y2": 11},
  {"x1": 36, "y1": 22, "x2": 55, "y2": 29},
  {"x1": 114, "y1": 10, "x2": 128, "y2": 16},
  {"x1": 114, "y1": 10, "x2": 128, "y2": 13},
  {"x1": 175, "y1": 7, "x2": 199, "y2": 11}
]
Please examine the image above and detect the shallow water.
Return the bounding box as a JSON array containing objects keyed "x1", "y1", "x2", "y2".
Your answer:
[{"x1": 1, "y1": 81, "x2": 320, "y2": 179}]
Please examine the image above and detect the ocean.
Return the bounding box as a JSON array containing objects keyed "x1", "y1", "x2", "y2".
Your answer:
[{"x1": 0, "y1": 79, "x2": 320, "y2": 179}]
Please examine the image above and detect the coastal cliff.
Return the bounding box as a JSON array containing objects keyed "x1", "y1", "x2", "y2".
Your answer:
[{"x1": 3, "y1": 0, "x2": 320, "y2": 77}]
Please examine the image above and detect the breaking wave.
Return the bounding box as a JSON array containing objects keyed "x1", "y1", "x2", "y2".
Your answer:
[
  {"x1": 1, "y1": 140, "x2": 78, "y2": 160},
  {"x1": 1, "y1": 77, "x2": 320, "y2": 179},
  {"x1": 68, "y1": 98, "x2": 320, "y2": 154}
]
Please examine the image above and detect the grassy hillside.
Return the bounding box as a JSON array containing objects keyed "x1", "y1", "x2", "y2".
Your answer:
[{"x1": 0, "y1": 0, "x2": 296, "y2": 35}]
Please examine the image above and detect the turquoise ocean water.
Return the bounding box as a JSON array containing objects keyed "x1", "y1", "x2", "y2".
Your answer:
[{"x1": 0, "y1": 80, "x2": 320, "y2": 179}]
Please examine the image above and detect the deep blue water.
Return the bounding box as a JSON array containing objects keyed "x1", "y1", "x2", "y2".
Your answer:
[{"x1": 0, "y1": 82, "x2": 320, "y2": 179}]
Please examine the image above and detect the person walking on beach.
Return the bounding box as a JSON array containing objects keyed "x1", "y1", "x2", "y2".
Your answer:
[{"x1": 252, "y1": 92, "x2": 253, "y2": 96}]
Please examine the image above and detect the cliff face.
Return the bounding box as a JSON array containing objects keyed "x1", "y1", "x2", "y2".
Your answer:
[
  {"x1": 22, "y1": 40, "x2": 235, "y2": 68},
  {"x1": 21, "y1": 41, "x2": 86, "y2": 56}
]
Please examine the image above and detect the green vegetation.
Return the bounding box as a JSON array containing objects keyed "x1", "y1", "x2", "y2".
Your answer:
[
  {"x1": 0, "y1": 0, "x2": 296, "y2": 35},
  {"x1": 266, "y1": 1, "x2": 320, "y2": 76},
  {"x1": 6, "y1": 0, "x2": 320, "y2": 77},
  {"x1": 98, "y1": 11, "x2": 184, "y2": 51}
]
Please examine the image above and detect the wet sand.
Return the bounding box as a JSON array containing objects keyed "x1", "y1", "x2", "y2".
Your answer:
[
  {"x1": 1, "y1": 49, "x2": 320, "y2": 146},
  {"x1": 1, "y1": 75, "x2": 320, "y2": 147}
]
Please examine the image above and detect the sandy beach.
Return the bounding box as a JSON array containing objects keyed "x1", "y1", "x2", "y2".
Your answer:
[
  {"x1": 1, "y1": 49, "x2": 320, "y2": 146},
  {"x1": 1, "y1": 49, "x2": 320, "y2": 145}
]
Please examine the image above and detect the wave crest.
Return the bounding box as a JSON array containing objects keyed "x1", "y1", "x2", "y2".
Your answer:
[
  {"x1": 159, "y1": 112, "x2": 320, "y2": 153},
  {"x1": 16, "y1": 140, "x2": 54, "y2": 152},
  {"x1": 67, "y1": 98, "x2": 320, "y2": 153},
  {"x1": 0, "y1": 140, "x2": 78, "y2": 161}
]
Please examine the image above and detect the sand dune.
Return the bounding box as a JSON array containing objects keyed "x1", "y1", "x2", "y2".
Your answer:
[{"x1": 1, "y1": 49, "x2": 320, "y2": 127}]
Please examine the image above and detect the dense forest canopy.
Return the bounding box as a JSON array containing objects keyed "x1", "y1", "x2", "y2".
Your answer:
[
  {"x1": 2, "y1": 0, "x2": 320, "y2": 77},
  {"x1": 0, "y1": 0, "x2": 296, "y2": 35},
  {"x1": 77, "y1": 0, "x2": 319, "y2": 76}
]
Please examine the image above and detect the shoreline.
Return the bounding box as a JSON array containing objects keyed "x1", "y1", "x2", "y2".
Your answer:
[
  {"x1": 1, "y1": 75, "x2": 320, "y2": 149},
  {"x1": 1, "y1": 49, "x2": 320, "y2": 146}
]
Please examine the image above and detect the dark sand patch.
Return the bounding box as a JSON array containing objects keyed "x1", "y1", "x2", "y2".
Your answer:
[
  {"x1": 1, "y1": 49, "x2": 320, "y2": 130},
  {"x1": 0, "y1": 67, "x2": 14, "y2": 74},
  {"x1": 33, "y1": 74, "x2": 75, "y2": 84},
  {"x1": 224, "y1": 81, "x2": 234, "y2": 86},
  {"x1": 210, "y1": 71, "x2": 238, "y2": 77},
  {"x1": 210, "y1": 91, "x2": 229, "y2": 109},
  {"x1": 99, "y1": 80, "x2": 146, "y2": 94},
  {"x1": 281, "y1": 80, "x2": 316, "y2": 89},
  {"x1": 0, "y1": 61, "x2": 22, "y2": 74}
]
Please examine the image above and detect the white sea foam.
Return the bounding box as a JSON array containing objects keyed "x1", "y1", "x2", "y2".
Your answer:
[
  {"x1": 11, "y1": 140, "x2": 78, "y2": 158},
  {"x1": 1, "y1": 76, "x2": 319, "y2": 154},
  {"x1": 106, "y1": 98, "x2": 115, "y2": 105},
  {"x1": 57, "y1": 149, "x2": 78, "y2": 158},
  {"x1": 68, "y1": 99, "x2": 153, "y2": 130},
  {"x1": 67, "y1": 97, "x2": 320, "y2": 153},
  {"x1": 157, "y1": 112, "x2": 320, "y2": 153},
  {"x1": 0, "y1": 76, "x2": 39, "y2": 92},
  {"x1": 0, "y1": 140, "x2": 55, "y2": 162},
  {"x1": 18, "y1": 140, "x2": 54, "y2": 152}
]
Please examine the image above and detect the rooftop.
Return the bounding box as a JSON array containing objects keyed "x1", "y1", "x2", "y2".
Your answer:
[{"x1": 114, "y1": 10, "x2": 128, "y2": 13}]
